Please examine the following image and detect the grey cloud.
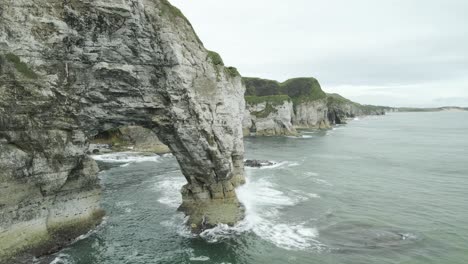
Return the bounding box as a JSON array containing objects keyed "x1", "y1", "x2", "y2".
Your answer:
[{"x1": 170, "y1": 0, "x2": 468, "y2": 107}]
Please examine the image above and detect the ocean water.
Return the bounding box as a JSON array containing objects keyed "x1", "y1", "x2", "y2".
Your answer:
[{"x1": 44, "y1": 112, "x2": 468, "y2": 264}]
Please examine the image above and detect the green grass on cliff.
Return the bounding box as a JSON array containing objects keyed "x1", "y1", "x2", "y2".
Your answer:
[
  {"x1": 243, "y1": 77, "x2": 326, "y2": 103},
  {"x1": 207, "y1": 50, "x2": 224, "y2": 66},
  {"x1": 206, "y1": 51, "x2": 241, "y2": 78},
  {"x1": 243, "y1": 77, "x2": 281, "y2": 96},
  {"x1": 327, "y1": 93, "x2": 354, "y2": 106},
  {"x1": 159, "y1": 0, "x2": 203, "y2": 45},
  {"x1": 224, "y1": 66, "x2": 240, "y2": 78},
  {"x1": 245, "y1": 95, "x2": 291, "y2": 118},
  {"x1": 280, "y1": 77, "x2": 326, "y2": 102},
  {"x1": 245, "y1": 95, "x2": 291, "y2": 105},
  {"x1": 5, "y1": 53, "x2": 38, "y2": 79},
  {"x1": 250, "y1": 103, "x2": 278, "y2": 118}
]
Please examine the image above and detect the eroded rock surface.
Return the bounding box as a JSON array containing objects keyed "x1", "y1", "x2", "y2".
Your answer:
[
  {"x1": 243, "y1": 96, "x2": 297, "y2": 136},
  {"x1": 243, "y1": 77, "x2": 392, "y2": 133},
  {"x1": 293, "y1": 98, "x2": 331, "y2": 129},
  {"x1": 0, "y1": 0, "x2": 245, "y2": 261},
  {"x1": 90, "y1": 126, "x2": 171, "y2": 153},
  {"x1": 327, "y1": 93, "x2": 390, "y2": 125}
]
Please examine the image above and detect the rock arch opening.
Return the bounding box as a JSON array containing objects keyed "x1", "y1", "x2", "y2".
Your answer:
[{"x1": 0, "y1": 0, "x2": 245, "y2": 261}]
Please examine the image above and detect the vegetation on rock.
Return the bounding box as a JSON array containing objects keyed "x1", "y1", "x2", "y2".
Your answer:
[
  {"x1": 243, "y1": 77, "x2": 281, "y2": 96},
  {"x1": 281, "y1": 77, "x2": 326, "y2": 101},
  {"x1": 225, "y1": 66, "x2": 240, "y2": 77},
  {"x1": 5, "y1": 53, "x2": 38, "y2": 79},
  {"x1": 207, "y1": 50, "x2": 224, "y2": 66},
  {"x1": 243, "y1": 76, "x2": 326, "y2": 105},
  {"x1": 250, "y1": 103, "x2": 278, "y2": 118},
  {"x1": 245, "y1": 95, "x2": 291, "y2": 105},
  {"x1": 160, "y1": 0, "x2": 203, "y2": 45}
]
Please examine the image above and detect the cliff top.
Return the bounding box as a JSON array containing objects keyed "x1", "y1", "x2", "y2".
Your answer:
[{"x1": 243, "y1": 77, "x2": 326, "y2": 103}]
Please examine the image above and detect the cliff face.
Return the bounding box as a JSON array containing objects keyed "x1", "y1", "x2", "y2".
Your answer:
[
  {"x1": 0, "y1": 0, "x2": 245, "y2": 261},
  {"x1": 327, "y1": 93, "x2": 388, "y2": 125},
  {"x1": 243, "y1": 96, "x2": 296, "y2": 136},
  {"x1": 243, "y1": 77, "x2": 331, "y2": 132},
  {"x1": 243, "y1": 78, "x2": 391, "y2": 133},
  {"x1": 293, "y1": 99, "x2": 330, "y2": 129}
]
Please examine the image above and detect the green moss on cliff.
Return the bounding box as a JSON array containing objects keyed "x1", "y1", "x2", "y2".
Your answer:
[
  {"x1": 251, "y1": 103, "x2": 278, "y2": 118},
  {"x1": 5, "y1": 53, "x2": 38, "y2": 79},
  {"x1": 224, "y1": 66, "x2": 240, "y2": 78},
  {"x1": 246, "y1": 95, "x2": 291, "y2": 118},
  {"x1": 159, "y1": 0, "x2": 203, "y2": 45},
  {"x1": 207, "y1": 50, "x2": 224, "y2": 66}
]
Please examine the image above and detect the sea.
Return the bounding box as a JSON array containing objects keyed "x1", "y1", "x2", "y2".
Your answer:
[{"x1": 41, "y1": 111, "x2": 468, "y2": 264}]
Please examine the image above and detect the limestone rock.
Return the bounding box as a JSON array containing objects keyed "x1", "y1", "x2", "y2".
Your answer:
[
  {"x1": 243, "y1": 96, "x2": 297, "y2": 136},
  {"x1": 293, "y1": 98, "x2": 331, "y2": 129},
  {"x1": 0, "y1": 0, "x2": 245, "y2": 261},
  {"x1": 327, "y1": 93, "x2": 390, "y2": 124}
]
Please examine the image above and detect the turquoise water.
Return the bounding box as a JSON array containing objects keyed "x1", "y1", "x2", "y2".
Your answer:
[{"x1": 45, "y1": 112, "x2": 468, "y2": 264}]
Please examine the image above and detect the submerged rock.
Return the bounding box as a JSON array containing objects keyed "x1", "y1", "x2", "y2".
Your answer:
[
  {"x1": 245, "y1": 160, "x2": 276, "y2": 168},
  {"x1": 0, "y1": 0, "x2": 245, "y2": 262}
]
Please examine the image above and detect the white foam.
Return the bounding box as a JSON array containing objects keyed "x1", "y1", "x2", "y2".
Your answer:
[
  {"x1": 151, "y1": 166, "x2": 326, "y2": 251},
  {"x1": 91, "y1": 152, "x2": 160, "y2": 163},
  {"x1": 258, "y1": 161, "x2": 287, "y2": 169},
  {"x1": 49, "y1": 254, "x2": 73, "y2": 264},
  {"x1": 160, "y1": 215, "x2": 194, "y2": 238},
  {"x1": 287, "y1": 135, "x2": 314, "y2": 139},
  {"x1": 312, "y1": 178, "x2": 333, "y2": 186},
  {"x1": 353, "y1": 117, "x2": 360, "y2": 121},
  {"x1": 189, "y1": 256, "x2": 210, "y2": 261},
  {"x1": 154, "y1": 176, "x2": 186, "y2": 208},
  {"x1": 199, "y1": 176, "x2": 327, "y2": 251},
  {"x1": 305, "y1": 172, "x2": 319, "y2": 177}
]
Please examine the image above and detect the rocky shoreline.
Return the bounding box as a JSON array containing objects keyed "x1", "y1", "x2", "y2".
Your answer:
[
  {"x1": 243, "y1": 78, "x2": 392, "y2": 136},
  {"x1": 0, "y1": 0, "x2": 394, "y2": 262}
]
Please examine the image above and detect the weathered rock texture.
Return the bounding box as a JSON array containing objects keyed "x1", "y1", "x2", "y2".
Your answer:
[
  {"x1": 0, "y1": 0, "x2": 245, "y2": 262},
  {"x1": 293, "y1": 98, "x2": 330, "y2": 129},
  {"x1": 243, "y1": 78, "x2": 391, "y2": 133},
  {"x1": 243, "y1": 95, "x2": 296, "y2": 136},
  {"x1": 327, "y1": 93, "x2": 391, "y2": 125},
  {"x1": 243, "y1": 77, "x2": 331, "y2": 132},
  {"x1": 91, "y1": 126, "x2": 170, "y2": 153}
]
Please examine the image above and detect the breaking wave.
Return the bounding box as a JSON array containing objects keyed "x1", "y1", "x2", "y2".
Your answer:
[
  {"x1": 199, "y1": 175, "x2": 326, "y2": 251},
  {"x1": 91, "y1": 152, "x2": 160, "y2": 164}
]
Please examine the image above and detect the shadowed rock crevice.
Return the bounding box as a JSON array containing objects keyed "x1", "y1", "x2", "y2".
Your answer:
[{"x1": 0, "y1": 0, "x2": 245, "y2": 262}]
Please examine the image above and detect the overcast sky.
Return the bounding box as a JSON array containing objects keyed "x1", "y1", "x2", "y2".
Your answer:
[{"x1": 170, "y1": 0, "x2": 468, "y2": 107}]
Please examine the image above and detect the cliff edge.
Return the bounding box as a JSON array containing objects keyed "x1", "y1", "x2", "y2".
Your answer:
[{"x1": 0, "y1": 0, "x2": 245, "y2": 262}]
